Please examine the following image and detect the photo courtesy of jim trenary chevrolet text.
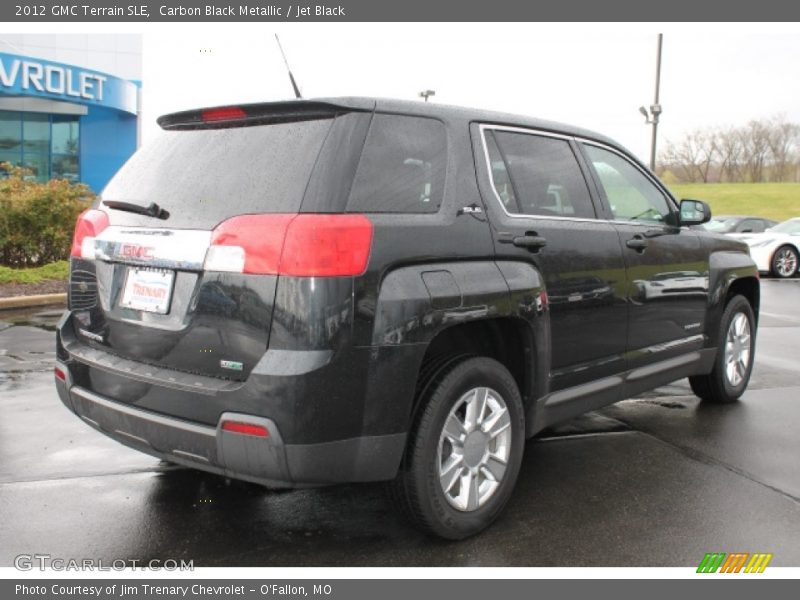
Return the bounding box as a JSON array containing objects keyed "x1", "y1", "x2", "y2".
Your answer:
[{"x1": 1, "y1": 0, "x2": 799, "y2": 596}]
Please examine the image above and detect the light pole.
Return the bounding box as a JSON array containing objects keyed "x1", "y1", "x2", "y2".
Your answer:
[
  {"x1": 419, "y1": 90, "x2": 436, "y2": 102},
  {"x1": 639, "y1": 33, "x2": 663, "y2": 171}
]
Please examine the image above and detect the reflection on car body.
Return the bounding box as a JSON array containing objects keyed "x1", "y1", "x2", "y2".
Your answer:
[
  {"x1": 548, "y1": 275, "x2": 615, "y2": 310},
  {"x1": 634, "y1": 271, "x2": 709, "y2": 301}
]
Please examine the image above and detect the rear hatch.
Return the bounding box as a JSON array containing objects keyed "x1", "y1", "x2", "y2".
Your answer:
[{"x1": 68, "y1": 101, "x2": 372, "y2": 380}]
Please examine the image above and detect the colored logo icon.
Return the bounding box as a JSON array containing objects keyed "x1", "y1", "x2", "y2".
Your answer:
[{"x1": 697, "y1": 552, "x2": 773, "y2": 573}]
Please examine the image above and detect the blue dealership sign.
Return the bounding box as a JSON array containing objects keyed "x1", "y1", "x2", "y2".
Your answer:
[{"x1": 0, "y1": 52, "x2": 138, "y2": 115}]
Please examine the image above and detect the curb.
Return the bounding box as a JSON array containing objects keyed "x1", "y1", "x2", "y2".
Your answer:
[{"x1": 0, "y1": 293, "x2": 67, "y2": 310}]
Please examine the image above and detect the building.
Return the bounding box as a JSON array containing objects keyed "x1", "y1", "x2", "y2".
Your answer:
[{"x1": 0, "y1": 34, "x2": 141, "y2": 192}]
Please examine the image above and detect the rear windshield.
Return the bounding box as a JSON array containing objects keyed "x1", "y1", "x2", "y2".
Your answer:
[{"x1": 100, "y1": 117, "x2": 334, "y2": 228}]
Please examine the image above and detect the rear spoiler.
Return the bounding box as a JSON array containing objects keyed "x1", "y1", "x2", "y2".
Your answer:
[{"x1": 157, "y1": 100, "x2": 371, "y2": 130}]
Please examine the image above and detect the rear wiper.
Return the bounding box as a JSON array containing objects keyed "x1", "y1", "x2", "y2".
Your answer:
[{"x1": 103, "y1": 200, "x2": 170, "y2": 220}]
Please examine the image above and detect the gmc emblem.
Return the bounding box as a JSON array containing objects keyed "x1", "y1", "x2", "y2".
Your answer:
[{"x1": 120, "y1": 244, "x2": 155, "y2": 259}]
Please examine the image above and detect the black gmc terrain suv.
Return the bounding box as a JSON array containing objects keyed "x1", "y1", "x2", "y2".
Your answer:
[{"x1": 55, "y1": 98, "x2": 759, "y2": 539}]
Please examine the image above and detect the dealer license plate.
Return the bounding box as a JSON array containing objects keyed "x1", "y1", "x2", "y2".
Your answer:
[{"x1": 120, "y1": 268, "x2": 174, "y2": 314}]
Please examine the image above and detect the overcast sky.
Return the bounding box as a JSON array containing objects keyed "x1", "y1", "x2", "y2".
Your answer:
[
  {"x1": 139, "y1": 23, "x2": 800, "y2": 161},
  {"x1": 8, "y1": 22, "x2": 800, "y2": 163}
]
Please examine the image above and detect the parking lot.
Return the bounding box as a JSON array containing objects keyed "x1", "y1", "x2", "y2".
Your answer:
[{"x1": 1, "y1": 279, "x2": 798, "y2": 567}]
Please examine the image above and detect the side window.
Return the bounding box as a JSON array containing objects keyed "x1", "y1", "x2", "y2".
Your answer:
[
  {"x1": 484, "y1": 130, "x2": 596, "y2": 219},
  {"x1": 583, "y1": 144, "x2": 673, "y2": 224},
  {"x1": 346, "y1": 114, "x2": 446, "y2": 213},
  {"x1": 484, "y1": 133, "x2": 519, "y2": 212},
  {"x1": 737, "y1": 219, "x2": 762, "y2": 233}
]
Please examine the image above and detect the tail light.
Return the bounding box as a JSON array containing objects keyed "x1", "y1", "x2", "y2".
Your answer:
[
  {"x1": 70, "y1": 209, "x2": 109, "y2": 259},
  {"x1": 201, "y1": 107, "x2": 247, "y2": 122},
  {"x1": 221, "y1": 420, "x2": 269, "y2": 437},
  {"x1": 204, "y1": 214, "x2": 373, "y2": 277}
]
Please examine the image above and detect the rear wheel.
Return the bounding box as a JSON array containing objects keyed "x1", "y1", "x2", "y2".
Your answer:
[
  {"x1": 389, "y1": 356, "x2": 525, "y2": 539},
  {"x1": 689, "y1": 295, "x2": 755, "y2": 403},
  {"x1": 771, "y1": 245, "x2": 798, "y2": 278}
]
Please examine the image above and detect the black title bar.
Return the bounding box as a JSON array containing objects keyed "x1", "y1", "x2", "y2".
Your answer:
[
  {"x1": 3, "y1": 0, "x2": 800, "y2": 22},
  {"x1": 5, "y1": 579, "x2": 800, "y2": 600}
]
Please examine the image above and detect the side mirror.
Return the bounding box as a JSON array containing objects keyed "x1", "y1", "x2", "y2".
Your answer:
[{"x1": 679, "y1": 199, "x2": 711, "y2": 226}]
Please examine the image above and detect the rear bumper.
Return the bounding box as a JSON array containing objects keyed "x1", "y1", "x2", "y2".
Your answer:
[{"x1": 54, "y1": 360, "x2": 406, "y2": 487}]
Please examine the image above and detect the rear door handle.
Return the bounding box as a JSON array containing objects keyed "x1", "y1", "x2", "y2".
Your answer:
[
  {"x1": 626, "y1": 236, "x2": 648, "y2": 252},
  {"x1": 512, "y1": 234, "x2": 547, "y2": 252}
]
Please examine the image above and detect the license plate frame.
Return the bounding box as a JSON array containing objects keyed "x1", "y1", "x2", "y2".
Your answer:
[{"x1": 119, "y1": 267, "x2": 175, "y2": 314}]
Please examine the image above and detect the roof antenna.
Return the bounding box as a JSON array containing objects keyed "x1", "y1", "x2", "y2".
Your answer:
[{"x1": 275, "y1": 34, "x2": 302, "y2": 99}]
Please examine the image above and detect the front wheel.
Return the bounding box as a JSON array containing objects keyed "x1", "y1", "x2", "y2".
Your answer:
[
  {"x1": 771, "y1": 245, "x2": 798, "y2": 278},
  {"x1": 689, "y1": 295, "x2": 755, "y2": 403},
  {"x1": 389, "y1": 356, "x2": 525, "y2": 539}
]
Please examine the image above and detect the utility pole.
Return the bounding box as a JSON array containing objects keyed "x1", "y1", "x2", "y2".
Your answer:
[{"x1": 639, "y1": 34, "x2": 663, "y2": 171}]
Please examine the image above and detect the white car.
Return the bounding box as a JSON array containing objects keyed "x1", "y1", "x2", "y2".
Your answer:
[
  {"x1": 633, "y1": 271, "x2": 709, "y2": 300},
  {"x1": 745, "y1": 218, "x2": 800, "y2": 278}
]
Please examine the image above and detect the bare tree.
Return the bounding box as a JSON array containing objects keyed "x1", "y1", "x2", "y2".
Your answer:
[
  {"x1": 660, "y1": 129, "x2": 717, "y2": 182},
  {"x1": 661, "y1": 116, "x2": 800, "y2": 183},
  {"x1": 715, "y1": 127, "x2": 743, "y2": 183},
  {"x1": 738, "y1": 120, "x2": 771, "y2": 182},
  {"x1": 766, "y1": 114, "x2": 799, "y2": 182}
]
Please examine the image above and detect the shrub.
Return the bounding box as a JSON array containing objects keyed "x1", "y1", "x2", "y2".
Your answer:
[{"x1": 0, "y1": 162, "x2": 94, "y2": 267}]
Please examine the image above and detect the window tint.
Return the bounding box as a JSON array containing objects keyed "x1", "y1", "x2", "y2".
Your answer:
[
  {"x1": 0, "y1": 110, "x2": 79, "y2": 182},
  {"x1": 22, "y1": 113, "x2": 49, "y2": 155},
  {"x1": 485, "y1": 130, "x2": 596, "y2": 219},
  {"x1": 704, "y1": 218, "x2": 736, "y2": 232},
  {"x1": 583, "y1": 144, "x2": 672, "y2": 224},
  {"x1": 51, "y1": 116, "x2": 79, "y2": 155},
  {"x1": 737, "y1": 219, "x2": 764, "y2": 233},
  {"x1": 0, "y1": 111, "x2": 22, "y2": 157},
  {"x1": 51, "y1": 116, "x2": 80, "y2": 181},
  {"x1": 347, "y1": 114, "x2": 446, "y2": 213},
  {"x1": 102, "y1": 117, "x2": 334, "y2": 228},
  {"x1": 484, "y1": 132, "x2": 519, "y2": 213}
]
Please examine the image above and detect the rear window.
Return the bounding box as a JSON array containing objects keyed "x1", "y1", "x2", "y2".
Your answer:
[
  {"x1": 100, "y1": 117, "x2": 334, "y2": 228},
  {"x1": 346, "y1": 114, "x2": 446, "y2": 213}
]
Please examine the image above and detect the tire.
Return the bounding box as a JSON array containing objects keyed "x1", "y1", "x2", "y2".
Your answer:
[
  {"x1": 689, "y1": 295, "x2": 755, "y2": 404},
  {"x1": 389, "y1": 356, "x2": 525, "y2": 539},
  {"x1": 770, "y1": 245, "x2": 798, "y2": 279}
]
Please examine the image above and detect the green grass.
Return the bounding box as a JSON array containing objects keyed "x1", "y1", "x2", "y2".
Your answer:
[
  {"x1": 0, "y1": 261, "x2": 69, "y2": 285},
  {"x1": 668, "y1": 182, "x2": 800, "y2": 222}
]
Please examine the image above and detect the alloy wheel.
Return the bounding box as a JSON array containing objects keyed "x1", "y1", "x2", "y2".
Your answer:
[
  {"x1": 724, "y1": 312, "x2": 751, "y2": 387},
  {"x1": 774, "y1": 247, "x2": 798, "y2": 278},
  {"x1": 437, "y1": 386, "x2": 512, "y2": 512}
]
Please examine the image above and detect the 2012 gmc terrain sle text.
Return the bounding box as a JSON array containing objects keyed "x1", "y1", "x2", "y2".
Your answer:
[{"x1": 54, "y1": 98, "x2": 759, "y2": 539}]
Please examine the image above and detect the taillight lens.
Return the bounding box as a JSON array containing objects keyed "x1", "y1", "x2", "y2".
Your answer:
[
  {"x1": 70, "y1": 209, "x2": 109, "y2": 259},
  {"x1": 221, "y1": 421, "x2": 269, "y2": 437},
  {"x1": 205, "y1": 214, "x2": 373, "y2": 277},
  {"x1": 282, "y1": 214, "x2": 374, "y2": 277},
  {"x1": 201, "y1": 107, "x2": 247, "y2": 122}
]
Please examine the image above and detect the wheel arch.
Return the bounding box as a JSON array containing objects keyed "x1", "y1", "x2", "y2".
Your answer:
[
  {"x1": 725, "y1": 275, "x2": 760, "y2": 325},
  {"x1": 707, "y1": 251, "x2": 760, "y2": 343},
  {"x1": 366, "y1": 260, "x2": 549, "y2": 438},
  {"x1": 413, "y1": 317, "x2": 538, "y2": 417}
]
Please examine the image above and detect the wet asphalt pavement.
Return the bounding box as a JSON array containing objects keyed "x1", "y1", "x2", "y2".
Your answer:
[{"x1": 1, "y1": 280, "x2": 799, "y2": 567}]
